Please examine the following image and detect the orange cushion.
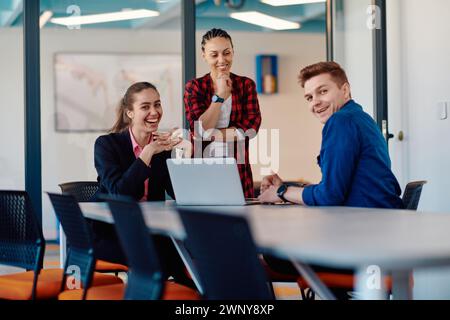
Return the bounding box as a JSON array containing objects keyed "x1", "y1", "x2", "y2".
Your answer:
[
  {"x1": 59, "y1": 281, "x2": 200, "y2": 300},
  {"x1": 95, "y1": 260, "x2": 128, "y2": 273},
  {"x1": 162, "y1": 282, "x2": 200, "y2": 300},
  {"x1": 61, "y1": 271, "x2": 123, "y2": 289},
  {"x1": 88, "y1": 273, "x2": 124, "y2": 287},
  {"x1": 0, "y1": 269, "x2": 123, "y2": 300},
  {"x1": 59, "y1": 283, "x2": 124, "y2": 300},
  {"x1": 0, "y1": 269, "x2": 64, "y2": 300}
]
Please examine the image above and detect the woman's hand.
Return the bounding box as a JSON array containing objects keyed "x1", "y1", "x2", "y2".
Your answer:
[
  {"x1": 216, "y1": 73, "x2": 232, "y2": 99},
  {"x1": 199, "y1": 74, "x2": 232, "y2": 130},
  {"x1": 172, "y1": 138, "x2": 193, "y2": 158},
  {"x1": 139, "y1": 133, "x2": 182, "y2": 166},
  {"x1": 153, "y1": 130, "x2": 182, "y2": 152},
  {"x1": 167, "y1": 128, "x2": 192, "y2": 158}
]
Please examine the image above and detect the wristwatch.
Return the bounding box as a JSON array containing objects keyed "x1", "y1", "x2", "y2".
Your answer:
[
  {"x1": 212, "y1": 94, "x2": 225, "y2": 103},
  {"x1": 285, "y1": 182, "x2": 308, "y2": 188},
  {"x1": 277, "y1": 184, "x2": 289, "y2": 203}
]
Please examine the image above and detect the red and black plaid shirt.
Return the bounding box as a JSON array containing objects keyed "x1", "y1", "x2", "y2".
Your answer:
[{"x1": 184, "y1": 73, "x2": 262, "y2": 198}]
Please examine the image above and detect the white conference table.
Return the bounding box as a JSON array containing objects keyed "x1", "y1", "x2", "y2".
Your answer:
[{"x1": 78, "y1": 201, "x2": 450, "y2": 300}]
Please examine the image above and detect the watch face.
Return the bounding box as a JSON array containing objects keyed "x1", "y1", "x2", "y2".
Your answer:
[
  {"x1": 277, "y1": 184, "x2": 287, "y2": 195},
  {"x1": 212, "y1": 95, "x2": 223, "y2": 103}
]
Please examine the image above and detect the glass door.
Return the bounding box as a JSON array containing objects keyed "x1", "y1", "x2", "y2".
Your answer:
[
  {"x1": 327, "y1": 0, "x2": 375, "y2": 118},
  {"x1": 327, "y1": 0, "x2": 405, "y2": 188}
]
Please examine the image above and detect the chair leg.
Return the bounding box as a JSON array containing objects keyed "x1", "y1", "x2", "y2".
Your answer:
[
  {"x1": 269, "y1": 282, "x2": 277, "y2": 299},
  {"x1": 305, "y1": 288, "x2": 316, "y2": 300},
  {"x1": 300, "y1": 287, "x2": 307, "y2": 300},
  {"x1": 298, "y1": 284, "x2": 316, "y2": 301},
  {"x1": 299, "y1": 285, "x2": 316, "y2": 301}
]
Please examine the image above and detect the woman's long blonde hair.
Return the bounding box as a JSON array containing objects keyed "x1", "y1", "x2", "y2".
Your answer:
[{"x1": 110, "y1": 82, "x2": 158, "y2": 133}]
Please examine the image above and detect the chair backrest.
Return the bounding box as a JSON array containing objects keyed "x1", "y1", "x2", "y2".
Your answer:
[
  {"x1": 58, "y1": 181, "x2": 99, "y2": 202},
  {"x1": 0, "y1": 191, "x2": 45, "y2": 300},
  {"x1": 47, "y1": 193, "x2": 96, "y2": 297},
  {"x1": 402, "y1": 181, "x2": 427, "y2": 210},
  {"x1": 105, "y1": 195, "x2": 164, "y2": 300},
  {"x1": 0, "y1": 190, "x2": 45, "y2": 272},
  {"x1": 177, "y1": 208, "x2": 273, "y2": 300}
]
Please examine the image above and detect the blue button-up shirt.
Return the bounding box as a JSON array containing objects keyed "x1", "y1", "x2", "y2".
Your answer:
[{"x1": 302, "y1": 100, "x2": 404, "y2": 208}]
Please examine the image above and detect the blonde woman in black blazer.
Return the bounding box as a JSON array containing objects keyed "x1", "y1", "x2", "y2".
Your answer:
[{"x1": 92, "y1": 82, "x2": 192, "y2": 287}]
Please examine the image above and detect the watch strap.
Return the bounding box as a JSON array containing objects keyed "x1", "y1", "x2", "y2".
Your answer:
[
  {"x1": 277, "y1": 184, "x2": 288, "y2": 203},
  {"x1": 212, "y1": 94, "x2": 225, "y2": 103},
  {"x1": 285, "y1": 182, "x2": 307, "y2": 188}
]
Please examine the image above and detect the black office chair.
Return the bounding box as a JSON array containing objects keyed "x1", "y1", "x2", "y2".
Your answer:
[
  {"x1": 47, "y1": 193, "x2": 123, "y2": 300},
  {"x1": 58, "y1": 181, "x2": 128, "y2": 274},
  {"x1": 106, "y1": 196, "x2": 200, "y2": 300},
  {"x1": 402, "y1": 180, "x2": 427, "y2": 210},
  {"x1": 0, "y1": 190, "x2": 57, "y2": 300},
  {"x1": 177, "y1": 208, "x2": 274, "y2": 300},
  {"x1": 58, "y1": 181, "x2": 99, "y2": 202}
]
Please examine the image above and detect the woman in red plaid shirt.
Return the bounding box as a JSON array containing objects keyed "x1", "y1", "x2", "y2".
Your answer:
[{"x1": 184, "y1": 28, "x2": 262, "y2": 198}]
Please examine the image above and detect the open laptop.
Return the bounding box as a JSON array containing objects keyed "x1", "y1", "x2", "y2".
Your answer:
[{"x1": 166, "y1": 158, "x2": 260, "y2": 206}]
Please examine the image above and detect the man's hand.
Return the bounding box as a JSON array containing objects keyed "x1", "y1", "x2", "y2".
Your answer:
[
  {"x1": 258, "y1": 185, "x2": 282, "y2": 204},
  {"x1": 260, "y1": 173, "x2": 283, "y2": 194}
]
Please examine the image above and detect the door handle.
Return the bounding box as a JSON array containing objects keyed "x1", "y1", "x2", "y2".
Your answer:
[{"x1": 382, "y1": 120, "x2": 394, "y2": 141}]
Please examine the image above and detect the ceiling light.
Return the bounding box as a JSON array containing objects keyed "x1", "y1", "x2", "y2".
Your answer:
[
  {"x1": 39, "y1": 10, "x2": 53, "y2": 28},
  {"x1": 261, "y1": 0, "x2": 326, "y2": 6},
  {"x1": 230, "y1": 11, "x2": 300, "y2": 30},
  {"x1": 50, "y1": 9, "x2": 159, "y2": 27}
]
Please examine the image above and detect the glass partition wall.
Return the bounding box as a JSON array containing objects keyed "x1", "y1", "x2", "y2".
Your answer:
[
  {"x1": 0, "y1": 1, "x2": 25, "y2": 191},
  {"x1": 12, "y1": 0, "x2": 328, "y2": 240},
  {"x1": 194, "y1": 0, "x2": 327, "y2": 185},
  {"x1": 40, "y1": 0, "x2": 183, "y2": 240},
  {"x1": 330, "y1": 0, "x2": 375, "y2": 117}
]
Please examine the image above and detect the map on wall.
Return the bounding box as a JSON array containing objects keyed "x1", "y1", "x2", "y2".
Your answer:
[{"x1": 54, "y1": 53, "x2": 182, "y2": 132}]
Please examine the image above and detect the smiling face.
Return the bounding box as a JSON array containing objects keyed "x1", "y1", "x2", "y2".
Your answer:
[
  {"x1": 126, "y1": 88, "x2": 162, "y2": 135},
  {"x1": 202, "y1": 37, "x2": 234, "y2": 77},
  {"x1": 303, "y1": 73, "x2": 351, "y2": 124}
]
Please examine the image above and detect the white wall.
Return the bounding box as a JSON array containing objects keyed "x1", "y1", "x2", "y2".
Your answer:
[
  {"x1": 389, "y1": 0, "x2": 450, "y2": 214},
  {"x1": 387, "y1": 0, "x2": 450, "y2": 299},
  {"x1": 0, "y1": 29, "x2": 24, "y2": 190},
  {"x1": 0, "y1": 28, "x2": 325, "y2": 239}
]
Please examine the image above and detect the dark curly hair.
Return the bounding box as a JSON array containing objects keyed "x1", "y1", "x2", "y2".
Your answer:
[{"x1": 201, "y1": 28, "x2": 234, "y2": 52}]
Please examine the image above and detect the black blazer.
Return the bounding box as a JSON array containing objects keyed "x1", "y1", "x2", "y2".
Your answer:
[{"x1": 93, "y1": 130, "x2": 175, "y2": 201}]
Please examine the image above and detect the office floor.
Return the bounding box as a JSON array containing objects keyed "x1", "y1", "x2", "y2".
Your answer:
[{"x1": 0, "y1": 244, "x2": 304, "y2": 300}]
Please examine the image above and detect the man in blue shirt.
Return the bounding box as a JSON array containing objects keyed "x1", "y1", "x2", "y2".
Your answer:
[
  {"x1": 259, "y1": 62, "x2": 403, "y2": 300},
  {"x1": 258, "y1": 61, "x2": 403, "y2": 208}
]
